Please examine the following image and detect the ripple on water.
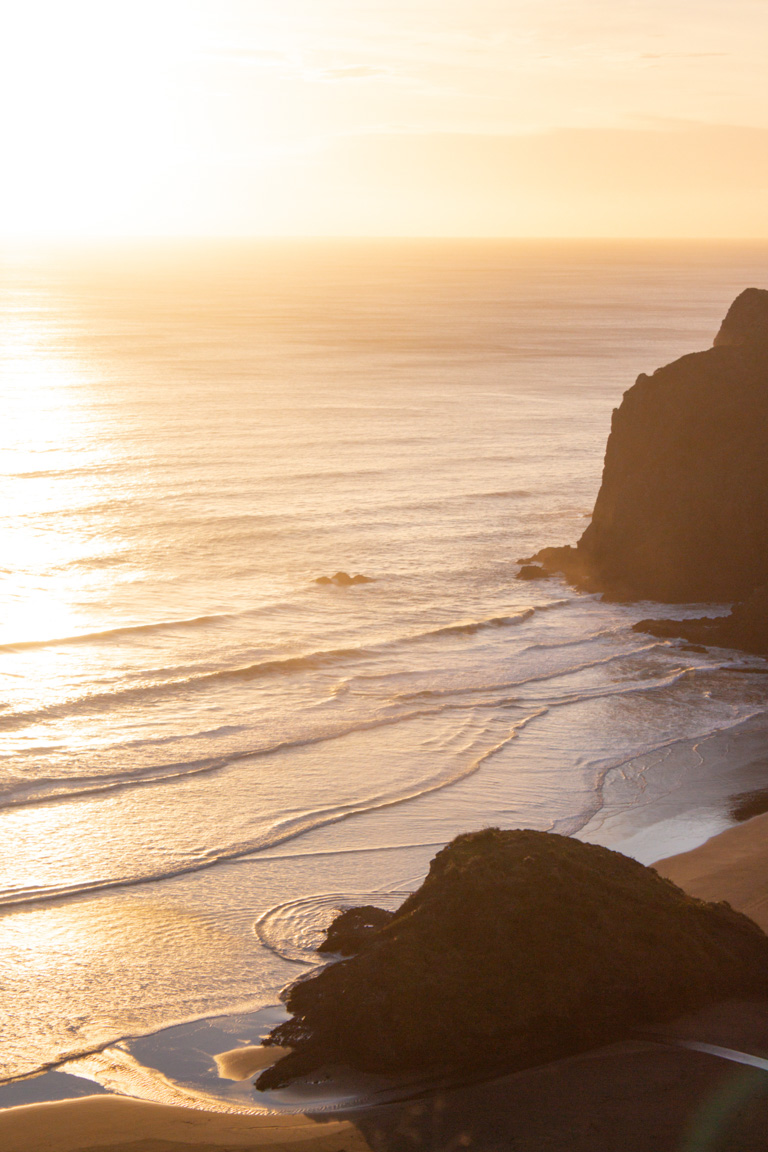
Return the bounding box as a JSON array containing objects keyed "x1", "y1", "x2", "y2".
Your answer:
[{"x1": 254, "y1": 890, "x2": 412, "y2": 964}]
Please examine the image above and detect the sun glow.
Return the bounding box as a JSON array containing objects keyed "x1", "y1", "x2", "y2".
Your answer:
[
  {"x1": 1, "y1": 270, "x2": 111, "y2": 645},
  {"x1": 0, "y1": 2, "x2": 195, "y2": 237},
  {"x1": 1, "y1": 1, "x2": 768, "y2": 237}
]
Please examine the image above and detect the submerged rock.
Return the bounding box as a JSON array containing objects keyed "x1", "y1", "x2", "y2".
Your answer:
[
  {"x1": 255, "y1": 829, "x2": 768, "y2": 1090},
  {"x1": 527, "y1": 289, "x2": 768, "y2": 605},
  {"x1": 314, "y1": 571, "x2": 375, "y2": 586},
  {"x1": 516, "y1": 564, "x2": 550, "y2": 581}
]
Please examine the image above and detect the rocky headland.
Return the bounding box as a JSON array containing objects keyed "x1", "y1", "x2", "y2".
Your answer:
[
  {"x1": 255, "y1": 829, "x2": 768, "y2": 1090},
  {"x1": 519, "y1": 289, "x2": 768, "y2": 653}
]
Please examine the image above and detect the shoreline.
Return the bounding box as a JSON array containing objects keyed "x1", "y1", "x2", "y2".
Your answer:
[
  {"x1": 578, "y1": 706, "x2": 768, "y2": 864},
  {"x1": 654, "y1": 808, "x2": 768, "y2": 932},
  {"x1": 3, "y1": 811, "x2": 768, "y2": 1150}
]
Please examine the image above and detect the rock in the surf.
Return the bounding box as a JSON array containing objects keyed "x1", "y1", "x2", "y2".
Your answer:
[
  {"x1": 634, "y1": 584, "x2": 768, "y2": 656},
  {"x1": 516, "y1": 564, "x2": 550, "y2": 581},
  {"x1": 524, "y1": 289, "x2": 768, "y2": 605},
  {"x1": 255, "y1": 828, "x2": 768, "y2": 1089},
  {"x1": 315, "y1": 571, "x2": 375, "y2": 586}
]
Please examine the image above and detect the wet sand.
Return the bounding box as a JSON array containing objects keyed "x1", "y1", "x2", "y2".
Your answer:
[
  {"x1": 654, "y1": 810, "x2": 768, "y2": 931},
  {"x1": 6, "y1": 1014, "x2": 768, "y2": 1152},
  {"x1": 349, "y1": 1014, "x2": 768, "y2": 1152},
  {"x1": 214, "y1": 1046, "x2": 293, "y2": 1082}
]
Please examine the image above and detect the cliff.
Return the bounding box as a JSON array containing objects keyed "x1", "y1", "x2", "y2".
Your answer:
[
  {"x1": 256, "y1": 829, "x2": 768, "y2": 1089},
  {"x1": 524, "y1": 288, "x2": 768, "y2": 604}
]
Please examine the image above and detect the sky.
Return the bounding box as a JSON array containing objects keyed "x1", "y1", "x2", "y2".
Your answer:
[{"x1": 1, "y1": 0, "x2": 767, "y2": 237}]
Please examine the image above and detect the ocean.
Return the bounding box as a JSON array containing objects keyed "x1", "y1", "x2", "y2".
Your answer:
[{"x1": 2, "y1": 239, "x2": 768, "y2": 1107}]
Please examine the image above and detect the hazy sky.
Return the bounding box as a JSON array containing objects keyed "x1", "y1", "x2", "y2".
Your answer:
[{"x1": 2, "y1": 0, "x2": 767, "y2": 236}]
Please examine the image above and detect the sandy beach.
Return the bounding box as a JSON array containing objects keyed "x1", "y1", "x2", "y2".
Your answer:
[
  {"x1": 655, "y1": 810, "x2": 768, "y2": 932},
  {"x1": 214, "y1": 1045, "x2": 293, "y2": 1082},
  {"x1": 3, "y1": 813, "x2": 768, "y2": 1152},
  {"x1": 5, "y1": 1012, "x2": 768, "y2": 1152},
  {"x1": 0, "y1": 1095, "x2": 373, "y2": 1152}
]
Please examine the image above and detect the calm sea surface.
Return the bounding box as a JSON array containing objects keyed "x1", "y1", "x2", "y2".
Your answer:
[{"x1": 2, "y1": 240, "x2": 768, "y2": 1097}]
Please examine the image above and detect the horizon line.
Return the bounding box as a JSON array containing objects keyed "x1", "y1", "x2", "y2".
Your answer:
[{"x1": 3, "y1": 234, "x2": 768, "y2": 245}]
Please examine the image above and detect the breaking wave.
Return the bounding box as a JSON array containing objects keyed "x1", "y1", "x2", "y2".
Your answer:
[{"x1": 0, "y1": 602, "x2": 567, "y2": 729}]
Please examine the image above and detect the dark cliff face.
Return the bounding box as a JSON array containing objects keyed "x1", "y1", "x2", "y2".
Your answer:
[{"x1": 529, "y1": 289, "x2": 768, "y2": 603}]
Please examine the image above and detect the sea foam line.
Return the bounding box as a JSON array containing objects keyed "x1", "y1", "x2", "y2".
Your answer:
[
  {"x1": 0, "y1": 705, "x2": 450, "y2": 809},
  {"x1": 0, "y1": 603, "x2": 559, "y2": 729},
  {"x1": 0, "y1": 672, "x2": 756, "y2": 908},
  {"x1": 391, "y1": 640, "x2": 671, "y2": 702},
  {"x1": 0, "y1": 709, "x2": 547, "y2": 911},
  {"x1": 0, "y1": 635, "x2": 674, "y2": 808},
  {"x1": 0, "y1": 612, "x2": 237, "y2": 652},
  {"x1": 555, "y1": 705, "x2": 768, "y2": 840},
  {"x1": 0, "y1": 643, "x2": 712, "y2": 808}
]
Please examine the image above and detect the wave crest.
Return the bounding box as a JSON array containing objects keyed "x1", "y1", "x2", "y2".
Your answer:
[{"x1": 0, "y1": 602, "x2": 564, "y2": 729}]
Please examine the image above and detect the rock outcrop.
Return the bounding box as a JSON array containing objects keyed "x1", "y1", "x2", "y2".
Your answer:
[
  {"x1": 633, "y1": 584, "x2": 768, "y2": 655},
  {"x1": 522, "y1": 289, "x2": 768, "y2": 605},
  {"x1": 314, "y1": 571, "x2": 375, "y2": 586},
  {"x1": 516, "y1": 564, "x2": 552, "y2": 581},
  {"x1": 316, "y1": 904, "x2": 395, "y2": 955},
  {"x1": 255, "y1": 829, "x2": 768, "y2": 1090}
]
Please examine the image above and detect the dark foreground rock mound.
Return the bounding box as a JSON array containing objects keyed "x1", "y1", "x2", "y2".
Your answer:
[
  {"x1": 256, "y1": 829, "x2": 768, "y2": 1089},
  {"x1": 523, "y1": 288, "x2": 768, "y2": 604}
]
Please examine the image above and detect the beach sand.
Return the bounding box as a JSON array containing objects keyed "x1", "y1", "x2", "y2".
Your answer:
[
  {"x1": 654, "y1": 810, "x2": 768, "y2": 931},
  {"x1": 6, "y1": 814, "x2": 768, "y2": 1152},
  {"x1": 0, "y1": 1094, "x2": 373, "y2": 1152},
  {"x1": 7, "y1": 1021, "x2": 768, "y2": 1152},
  {"x1": 214, "y1": 1046, "x2": 293, "y2": 1082}
]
